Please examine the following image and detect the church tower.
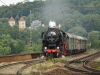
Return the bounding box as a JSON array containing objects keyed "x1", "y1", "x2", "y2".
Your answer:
[
  {"x1": 19, "y1": 16, "x2": 26, "y2": 30},
  {"x1": 9, "y1": 16, "x2": 15, "y2": 27}
]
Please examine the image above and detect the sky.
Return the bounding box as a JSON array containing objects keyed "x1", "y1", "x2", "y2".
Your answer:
[{"x1": 0, "y1": 0, "x2": 34, "y2": 6}]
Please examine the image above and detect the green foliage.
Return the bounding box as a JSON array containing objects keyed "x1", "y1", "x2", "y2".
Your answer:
[
  {"x1": 68, "y1": 26, "x2": 87, "y2": 36},
  {"x1": 0, "y1": 46, "x2": 11, "y2": 56},
  {"x1": 0, "y1": 18, "x2": 12, "y2": 35},
  {"x1": 26, "y1": 13, "x2": 34, "y2": 27},
  {"x1": 14, "y1": 40, "x2": 25, "y2": 54},
  {"x1": 55, "y1": 58, "x2": 67, "y2": 63},
  {"x1": 83, "y1": 14, "x2": 100, "y2": 32},
  {"x1": 88, "y1": 31, "x2": 100, "y2": 49},
  {"x1": 0, "y1": 34, "x2": 26, "y2": 55},
  {"x1": 33, "y1": 44, "x2": 42, "y2": 52},
  {"x1": 10, "y1": 25, "x2": 19, "y2": 40},
  {"x1": 19, "y1": 29, "x2": 30, "y2": 44},
  {"x1": 20, "y1": 45, "x2": 30, "y2": 54},
  {"x1": 0, "y1": 0, "x2": 100, "y2": 33}
]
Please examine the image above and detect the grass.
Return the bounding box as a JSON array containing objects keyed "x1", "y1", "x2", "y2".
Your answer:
[
  {"x1": 98, "y1": 66, "x2": 100, "y2": 70},
  {"x1": 30, "y1": 57, "x2": 69, "y2": 74},
  {"x1": 54, "y1": 58, "x2": 69, "y2": 63},
  {"x1": 30, "y1": 60, "x2": 54, "y2": 72},
  {"x1": 96, "y1": 61, "x2": 100, "y2": 70},
  {"x1": 95, "y1": 60, "x2": 100, "y2": 62},
  {"x1": 86, "y1": 49, "x2": 99, "y2": 54}
]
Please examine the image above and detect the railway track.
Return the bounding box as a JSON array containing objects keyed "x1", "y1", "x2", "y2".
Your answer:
[
  {"x1": 0, "y1": 51, "x2": 99, "y2": 75},
  {"x1": 65, "y1": 52, "x2": 100, "y2": 75},
  {"x1": 0, "y1": 52, "x2": 44, "y2": 75},
  {"x1": 0, "y1": 58, "x2": 45, "y2": 75},
  {"x1": 17, "y1": 59, "x2": 45, "y2": 75}
]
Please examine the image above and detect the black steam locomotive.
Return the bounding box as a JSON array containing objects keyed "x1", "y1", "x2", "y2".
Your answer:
[
  {"x1": 41, "y1": 28, "x2": 67, "y2": 57},
  {"x1": 41, "y1": 27, "x2": 87, "y2": 57}
]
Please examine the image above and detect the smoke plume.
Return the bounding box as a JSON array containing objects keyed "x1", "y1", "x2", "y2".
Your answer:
[{"x1": 41, "y1": 0, "x2": 71, "y2": 25}]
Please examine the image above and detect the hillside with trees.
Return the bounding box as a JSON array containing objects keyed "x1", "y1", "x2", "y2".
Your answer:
[{"x1": 0, "y1": 0, "x2": 100, "y2": 56}]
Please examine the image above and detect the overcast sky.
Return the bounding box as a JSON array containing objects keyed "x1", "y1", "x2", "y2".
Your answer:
[{"x1": 0, "y1": 0, "x2": 34, "y2": 6}]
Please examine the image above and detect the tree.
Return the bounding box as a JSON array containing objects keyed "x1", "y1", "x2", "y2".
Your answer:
[
  {"x1": 18, "y1": 29, "x2": 30, "y2": 44},
  {"x1": 87, "y1": 31, "x2": 100, "y2": 49},
  {"x1": 0, "y1": 18, "x2": 12, "y2": 35},
  {"x1": 33, "y1": 44, "x2": 42, "y2": 52},
  {"x1": 15, "y1": 40, "x2": 25, "y2": 54},
  {"x1": 10, "y1": 25, "x2": 19, "y2": 40},
  {"x1": 0, "y1": 34, "x2": 12, "y2": 55},
  {"x1": 26, "y1": 13, "x2": 34, "y2": 27},
  {"x1": 0, "y1": 34, "x2": 26, "y2": 55},
  {"x1": 83, "y1": 14, "x2": 100, "y2": 32},
  {"x1": 0, "y1": 46, "x2": 11, "y2": 56},
  {"x1": 68, "y1": 26, "x2": 87, "y2": 37},
  {"x1": 15, "y1": 15, "x2": 20, "y2": 24}
]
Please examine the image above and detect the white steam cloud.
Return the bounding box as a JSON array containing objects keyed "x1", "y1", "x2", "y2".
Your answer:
[{"x1": 49, "y1": 21, "x2": 56, "y2": 28}]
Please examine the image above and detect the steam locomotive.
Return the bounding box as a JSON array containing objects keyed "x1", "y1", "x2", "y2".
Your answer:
[{"x1": 41, "y1": 22, "x2": 87, "y2": 57}]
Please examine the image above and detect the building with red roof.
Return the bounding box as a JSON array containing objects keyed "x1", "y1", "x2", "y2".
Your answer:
[
  {"x1": 8, "y1": 16, "x2": 26, "y2": 30},
  {"x1": 19, "y1": 16, "x2": 26, "y2": 30},
  {"x1": 9, "y1": 16, "x2": 15, "y2": 27}
]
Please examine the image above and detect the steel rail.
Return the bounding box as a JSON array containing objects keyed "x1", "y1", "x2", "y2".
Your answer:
[
  {"x1": 0, "y1": 58, "x2": 45, "y2": 75},
  {"x1": 17, "y1": 59, "x2": 46, "y2": 75},
  {"x1": 65, "y1": 51, "x2": 100, "y2": 75},
  {"x1": 83, "y1": 60, "x2": 100, "y2": 74},
  {"x1": 83, "y1": 53, "x2": 100, "y2": 73}
]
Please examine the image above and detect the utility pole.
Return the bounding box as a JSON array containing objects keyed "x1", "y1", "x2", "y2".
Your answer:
[{"x1": 30, "y1": 10, "x2": 33, "y2": 53}]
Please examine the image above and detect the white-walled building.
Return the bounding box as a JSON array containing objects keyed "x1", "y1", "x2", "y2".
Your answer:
[
  {"x1": 31, "y1": 20, "x2": 41, "y2": 29},
  {"x1": 9, "y1": 16, "x2": 26, "y2": 30},
  {"x1": 19, "y1": 16, "x2": 26, "y2": 30},
  {"x1": 9, "y1": 16, "x2": 15, "y2": 27}
]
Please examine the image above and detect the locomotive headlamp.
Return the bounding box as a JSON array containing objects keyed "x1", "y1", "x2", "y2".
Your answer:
[
  {"x1": 57, "y1": 47, "x2": 59, "y2": 49},
  {"x1": 45, "y1": 47, "x2": 47, "y2": 49}
]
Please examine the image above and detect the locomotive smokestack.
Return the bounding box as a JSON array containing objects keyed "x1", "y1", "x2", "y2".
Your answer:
[{"x1": 49, "y1": 21, "x2": 56, "y2": 28}]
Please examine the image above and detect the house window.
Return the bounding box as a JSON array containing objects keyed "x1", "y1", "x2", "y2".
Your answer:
[{"x1": 22, "y1": 23, "x2": 24, "y2": 25}]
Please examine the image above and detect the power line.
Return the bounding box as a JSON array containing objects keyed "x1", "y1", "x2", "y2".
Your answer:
[
  {"x1": 0, "y1": 0, "x2": 29, "y2": 14},
  {"x1": 69, "y1": 6, "x2": 100, "y2": 9},
  {"x1": 0, "y1": 0, "x2": 8, "y2": 6},
  {"x1": 0, "y1": 0, "x2": 27, "y2": 6}
]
